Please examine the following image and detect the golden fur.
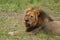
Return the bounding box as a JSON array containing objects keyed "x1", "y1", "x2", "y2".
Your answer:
[{"x1": 24, "y1": 7, "x2": 53, "y2": 32}]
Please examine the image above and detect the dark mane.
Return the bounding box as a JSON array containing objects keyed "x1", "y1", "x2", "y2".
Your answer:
[{"x1": 39, "y1": 10, "x2": 53, "y2": 22}]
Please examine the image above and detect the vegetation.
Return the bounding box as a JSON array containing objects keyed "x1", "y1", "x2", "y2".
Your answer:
[
  {"x1": 0, "y1": 0, "x2": 60, "y2": 40},
  {"x1": 0, "y1": 0, "x2": 60, "y2": 13}
]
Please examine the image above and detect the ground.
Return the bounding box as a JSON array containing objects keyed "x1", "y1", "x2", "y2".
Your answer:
[{"x1": 0, "y1": 0, "x2": 60, "y2": 40}]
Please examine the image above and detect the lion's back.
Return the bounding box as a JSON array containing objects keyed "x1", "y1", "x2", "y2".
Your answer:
[{"x1": 44, "y1": 21, "x2": 60, "y2": 35}]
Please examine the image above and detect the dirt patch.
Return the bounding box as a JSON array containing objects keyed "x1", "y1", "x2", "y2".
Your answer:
[{"x1": 0, "y1": 12, "x2": 23, "y2": 21}]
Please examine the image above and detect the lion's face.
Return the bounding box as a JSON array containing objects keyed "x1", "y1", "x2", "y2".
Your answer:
[{"x1": 24, "y1": 8, "x2": 39, "y2": 28}]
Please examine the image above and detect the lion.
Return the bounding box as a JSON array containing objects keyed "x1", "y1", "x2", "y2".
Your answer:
[{"x1": 24, "y1": 7, "x2": 53, "y2": 34}]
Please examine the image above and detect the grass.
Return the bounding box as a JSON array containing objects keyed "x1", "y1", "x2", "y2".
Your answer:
[
  {"x1": 0, "y1": 0, "x2": 60, "y2": 13},
  {"x1": 0, "y1": 0, "x2": 60, "y2": 40}
]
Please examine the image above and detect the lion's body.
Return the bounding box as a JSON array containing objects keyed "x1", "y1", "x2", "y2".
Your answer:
[
  {"x1": 43, "y1": 21, "x2": 60, "y2": 35},
  {"x1": 24, "y1": 7, "x2": 53, "y2": 33}
]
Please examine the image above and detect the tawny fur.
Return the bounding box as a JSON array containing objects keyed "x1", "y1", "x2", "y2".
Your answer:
[{"x1": 42, "y1": 21, "x2": 60, "y2": 35}]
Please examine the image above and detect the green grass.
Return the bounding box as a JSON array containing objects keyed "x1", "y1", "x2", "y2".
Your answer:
[
  {"x1": 0, "y1": 0, "x2": 60, "y2": 40},
  {"x1": 0, "y1": 0, "x2": 60, "y2": 13}
]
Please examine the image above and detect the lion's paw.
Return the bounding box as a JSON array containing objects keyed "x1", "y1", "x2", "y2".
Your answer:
[{"x1": 8, "y1": 32, "x2": 15, "y2": 36}]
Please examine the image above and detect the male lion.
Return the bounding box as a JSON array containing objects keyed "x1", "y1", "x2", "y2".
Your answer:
[{"x1": 24, "y1": 7, "x2": 53, "y2": 34}]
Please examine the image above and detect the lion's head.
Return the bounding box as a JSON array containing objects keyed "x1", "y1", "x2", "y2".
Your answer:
[{"x1": 24, "y1": 8, "x2": 40, "y2": 28}]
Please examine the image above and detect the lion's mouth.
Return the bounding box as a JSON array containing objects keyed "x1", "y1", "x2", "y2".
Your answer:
[{"x1": 25, "y1": 22, "x2": 31, "y2": 28}]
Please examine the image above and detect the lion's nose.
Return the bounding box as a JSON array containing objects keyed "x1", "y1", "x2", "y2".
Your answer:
[{"x1": 25, "y1": 20, "x2": 29, "y2": 22}]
